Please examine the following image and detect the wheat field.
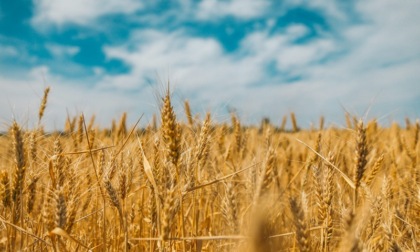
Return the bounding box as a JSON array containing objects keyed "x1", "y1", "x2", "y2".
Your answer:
[{"x1": 0, "y1": 87, "x2": 418, "y2": 251}]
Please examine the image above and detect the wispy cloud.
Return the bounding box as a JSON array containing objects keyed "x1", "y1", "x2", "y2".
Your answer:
[
  {"x1": 45, "y1": 44, "x2": 80, "y2": 58},
  {"x1": 31, "y1": 0, "x2": 143, "y2": 28},
  {"x1": 196, "y1": 0, "x2": 270, "y2": 20},
  {"x1": 0, "y1": 45, "x2": 19, "y2": 58}
]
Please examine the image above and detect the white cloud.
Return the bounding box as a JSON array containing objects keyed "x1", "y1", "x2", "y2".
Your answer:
[
  {"x1": 276, "y1": 38, "x2": 336, "y2": 71},
  {"x1": 285, "y1": 24, "x2": 310, "y2": 39},
  {"x1": 306, "y1": 0, "x2": 347, "y2": 21},
  {"x1": 196, "y1": 0, "x2": 270, "y2": 20},
  {"x1": 237, "y1": 27, "x2": 338, "y2": 76},
  {"x1": 0, "y1": 45, "x2": 19, "y2": 58},
  {"x1": 31, "y1": 0, "x2": 143, "y2": 27},
  {"x1": 45, "y1": 44, "x2": 80, "y2": 58},
  {"x1": 102, "y1": 29, "x2": 236, "y2": 90}
]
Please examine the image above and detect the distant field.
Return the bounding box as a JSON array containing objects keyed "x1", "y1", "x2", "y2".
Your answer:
[{"x1": 0, "y1": 88, "x2": 418, "y2": 251}]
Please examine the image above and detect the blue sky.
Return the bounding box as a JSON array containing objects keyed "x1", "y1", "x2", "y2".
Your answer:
[{"x1": 0, "y1": 0, "x2": 419, "y2": 130}]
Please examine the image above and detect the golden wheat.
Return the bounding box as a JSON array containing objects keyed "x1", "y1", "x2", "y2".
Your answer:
[{"x1": 0, "y1": 89, "x2": 418, "y2": 251}]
